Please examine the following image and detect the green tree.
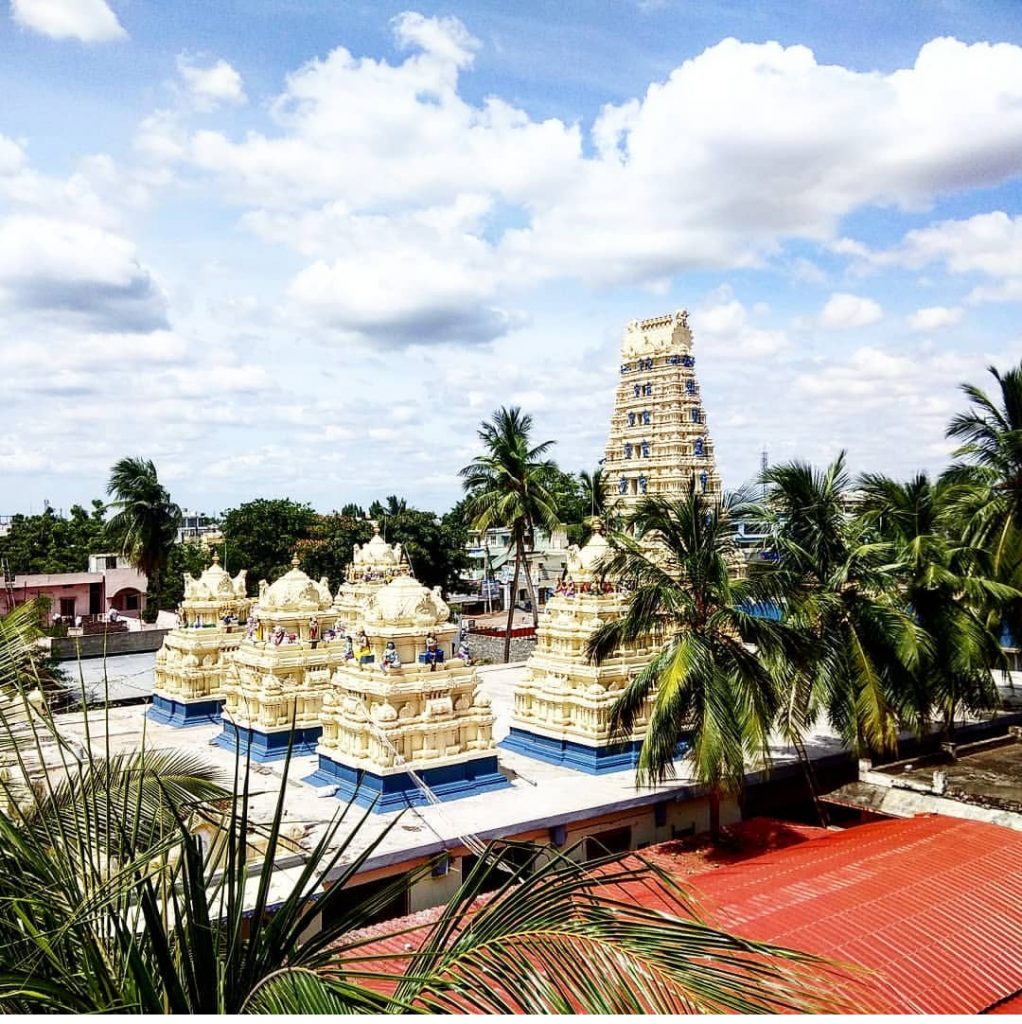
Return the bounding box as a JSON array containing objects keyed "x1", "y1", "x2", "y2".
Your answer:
[
  {"x1": 0, "y1": 500, "x2": 108, "y2": 576},
  {"x1": 161, "y1": 540, "x2": 215, "y2": 611},
  {"x1": 586, "y1": 487, "x2": 799, "y2": 842},
  {"x1": 220, "y1": 499, "x2": 319, "y2": 592},
  {"x1": 858, "y1": 472, "x2": 1016, "y2": 738},
  {"x1": 300, "y1": 512, "x2": 374, "y2": 590},
  {"x1": 945, "y1": 359, "x2": 1022, "y2": 641},
  {"x1": 460, "y1": 407, "x2": 559, "y2": 658},
  {"x1": 759, "y1": 455, "x2": 923, "y2": 759},
  {"x1": 105, "y1": 457, "x2": 182, "y2": 621},
  {"x1": 368, "y1": 499, "x2": 469, "y2": 593}
]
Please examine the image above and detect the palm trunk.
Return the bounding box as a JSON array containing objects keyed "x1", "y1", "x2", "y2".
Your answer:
[
  {"x1": 521, "y1": 549, "x2": 540, "y2": 629},
  {"x1": 504, "y1": 551, "x2": 522, "y2": 663},
  {"x1": 709, "y1": 788, "x2": 721, "y2": 845},
  {"x1": 792, "y1": 731, "x2": 829, "y2": 827}
]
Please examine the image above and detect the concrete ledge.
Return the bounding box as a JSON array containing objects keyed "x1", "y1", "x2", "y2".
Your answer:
[
  {"x1": 304, "y1": 754, "x2": 511, "y2": 811},
  {"x1": 147, "y1": 694, "x2": 222, "y2": 727},
  {"x1": 49, "y1": 629, "x2": 171, "y2": 660},
  {"x1": 213, "y1": 721, "x2": 322, "y2": 761},
  {"x1": 500, "y1": 726, "x2": 690, "y2": 775}
]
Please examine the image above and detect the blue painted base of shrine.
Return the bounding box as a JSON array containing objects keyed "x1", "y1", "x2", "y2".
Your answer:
[
  {"x1": 213, "y1": 721, "x2": 322, "y2": 762},
  {"x1": 500, "y1": 727, "x2": 689, "y2": 775},
  {"x1": 147, "y1": 694, "x2": 222, "y2": 727},
  {"x1": 303, "y1": 754, "x2": 510, "y2": 811}
]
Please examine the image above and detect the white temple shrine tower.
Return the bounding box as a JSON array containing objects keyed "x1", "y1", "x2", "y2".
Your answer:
[{"x1": 603, "y1": 311, "x2": 721, "y2": 511}]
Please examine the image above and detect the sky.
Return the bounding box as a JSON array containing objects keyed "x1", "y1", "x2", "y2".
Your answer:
[{"x1": 2, "y1": 0, "x2": 1021, "y2": 517}]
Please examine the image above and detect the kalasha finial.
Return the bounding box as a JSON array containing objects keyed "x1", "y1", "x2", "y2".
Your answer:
[
  {"x1": 368, "y1": 518, "x2": 381, "y2": 535},
  {"x1": 585, "y1": 515, "x2": 604, "y2": 535},
  {"x1": 291, "y1": 552, "x2": 301, "y2": 569},
  {"x1": 210, "y1": 550, "x2": 221, "y2": 566}
]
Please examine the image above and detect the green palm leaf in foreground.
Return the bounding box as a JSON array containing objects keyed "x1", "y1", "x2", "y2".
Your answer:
[{"x1": 0, "y1": 682, "x2": 857, "y2": 1012}]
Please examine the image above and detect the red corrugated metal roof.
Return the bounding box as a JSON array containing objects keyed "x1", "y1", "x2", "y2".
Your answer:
[
  {"x1": 681, "y1": 814, "x2": 1022, "y2": 1014},
  {"x1": 339, "y1": 815, "x2": 1022, "y2": 1014}
]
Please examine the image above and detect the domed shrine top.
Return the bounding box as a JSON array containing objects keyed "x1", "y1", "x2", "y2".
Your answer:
[{"x1": 257, "y1": 555, "x2": 333, "y2": 613}]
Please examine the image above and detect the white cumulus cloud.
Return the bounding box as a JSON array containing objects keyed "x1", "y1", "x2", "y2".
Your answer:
[
  {"x1": 0, "y1": 215, "x2": 167, "y2": 331},
  {"x1": 818, "y1": 293, "x2": 883, "y2": 330},
  {"x1": 10, "y1": 0, "x2": 126, "y2": 42},
  {"x1": 177, "y1": 54, "x2": 247, "y2": 110},
  {"x1": 907, "y1": 305, "x2": 963, "y2": 332}
]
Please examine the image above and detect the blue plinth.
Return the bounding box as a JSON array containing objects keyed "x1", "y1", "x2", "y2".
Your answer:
[
  {"x1": 304, "y1": 754, "x2": 510, "y2": 811},
  {"x1": 213, "y1": 720, "x2": 322, "y2": 762},
  {"x1": 500, "y1": 727, "x2": 690, "y2": 775},
  {"x1": 147, "y1": 693, "x2": 222, "y2": 727},
  {"x1": 418, "y1": 650, "x2": 445, "y2": 664}
]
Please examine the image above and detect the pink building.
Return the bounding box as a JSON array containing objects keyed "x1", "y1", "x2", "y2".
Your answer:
[{"x1": 2, "y1": 553, "x2": 147, "y2": 623}]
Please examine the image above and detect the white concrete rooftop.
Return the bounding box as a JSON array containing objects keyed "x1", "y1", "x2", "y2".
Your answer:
[{"x1": 45, "y1": 663, "x2": 1022, "y2": 910}]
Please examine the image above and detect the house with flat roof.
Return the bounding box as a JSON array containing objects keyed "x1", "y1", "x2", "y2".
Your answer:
[{"x1": 2, "y1": 553, "x2": 147, "y2": 623}]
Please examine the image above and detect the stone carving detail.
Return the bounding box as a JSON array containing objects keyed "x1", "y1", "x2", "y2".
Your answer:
[
  {"x1": 510, "y1": 527, "x2": 656, "y2": 748},
  {"x1": 219, "y1": 556, "x2": 342, "y2": 737},
  {"x1": 607, "y1": 310, "x2": 721, "y2": 509},
  {"x1": 152, "y1": 551, "x2": 253, "y2": 710},
  {"x1": 318, "y1": 575, "x2": 496, "y2": 774},
  {"x1": 334, "y1": 521, "x2": 411, "y2": 632}
]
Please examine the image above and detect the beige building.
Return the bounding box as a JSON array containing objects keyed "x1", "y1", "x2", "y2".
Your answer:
[
  {"x1": 150, "y1": 552, "x2": 251, "y2": 726},
  {"x1": 216, "y1": 556, "x2": 342, "y2": 760},
  {"x1": 603, "y1": 310, "x2": 720, "y2": 512},
  {"x1": 309, "y1": 574, "x2": 506, "y2": 809},
  {"x1": 501, "y1": 523, "x2": 667, "y2": 773}
]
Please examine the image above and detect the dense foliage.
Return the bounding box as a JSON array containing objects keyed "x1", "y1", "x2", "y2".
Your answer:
[{"x1": 0, "y1": 500, "x2": 108, "y2": 574}]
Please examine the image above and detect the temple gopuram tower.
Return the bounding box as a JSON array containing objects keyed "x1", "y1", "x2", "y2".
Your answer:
[
  {"x1": 216, "y1": 556, "x2": 341, "y2": 760},
  {"x1": 333, "y1": 522, "x2": 411, "y2": 634},
  {"x1": 500, "y1": 524, "x2": 666, "y2": 773},
  {"x1": 603, "y1": 311, "x2": 721, "y2": 511},
  {"x1": 150, "y1": 552, "x2": 251, "y2": 727},
  {"x1": 308, "y1": 575, "x2": 507, "y2": 810}
]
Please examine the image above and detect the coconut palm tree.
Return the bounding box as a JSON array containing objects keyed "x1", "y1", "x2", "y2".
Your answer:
[
  {"x1": 945, "y1": 359, "x2": 1022, "y2": 641},
  {"x1": 858, "y1": 472, "x2": 1015, "y2": 738},
  {"x1": 460, "y1": 407, "x2": 559, "y2": 659},
  {"x1": 759, "y1": 455, "x2": 924, "y2": 759},
  {"x1": 585, "y1": 485, "x2": 802, "y2": 842},
  {"x1": 0, "y1": 617, "x2": 849, "y2": 1014},
  {"x1": 106, "y1": 457, "x2": 182, "y2": 621}
]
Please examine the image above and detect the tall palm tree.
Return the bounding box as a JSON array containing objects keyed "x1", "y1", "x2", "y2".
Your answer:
[
  {"x1": 106, "y1": 457, "x2": 182, "y2": 621},
  {"x1": 858, "y1": 472, "x2": 1015, "y2": 738},
  {"x1": 460, "y1": 407, "x2": 559, "y2": 659},
  {"x1": 945, "y1": 359, "x2": 1022, "y2": 641},
  {"x1": 586, "y1": 486, "x2": 801, "y2": 842},
  {"x1": 0, "y1": 622, "x2": 848, "y2": 1014},
  {"x1": 759, "y1": 455, "x2": 924, "y2": 760}
]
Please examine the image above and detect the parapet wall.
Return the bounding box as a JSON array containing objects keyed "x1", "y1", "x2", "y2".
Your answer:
[{"x1": 47, "y1": 628, "x2": 172, "y2": 661}]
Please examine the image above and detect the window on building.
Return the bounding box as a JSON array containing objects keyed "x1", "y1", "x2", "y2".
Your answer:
[
  {"x1": 59, "y1": 598, "x2": 76, "y2": 618},
  {"x1": 105, "y1": 556, "x2": 118, "y2": 569},
  {"x1": 584, "y1": 826, "x2": 632, "y2": 861},
  {"x1": 324, "y1": 876, "x2": 409, "y2": 928},
  {"x1": 125, "y1": 592, "x2": 140, "y2": 610}
]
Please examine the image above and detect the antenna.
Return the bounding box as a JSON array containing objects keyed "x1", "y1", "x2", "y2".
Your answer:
[{"x1": 760, "y1": 446, "x2": 769, "y2": 500}]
